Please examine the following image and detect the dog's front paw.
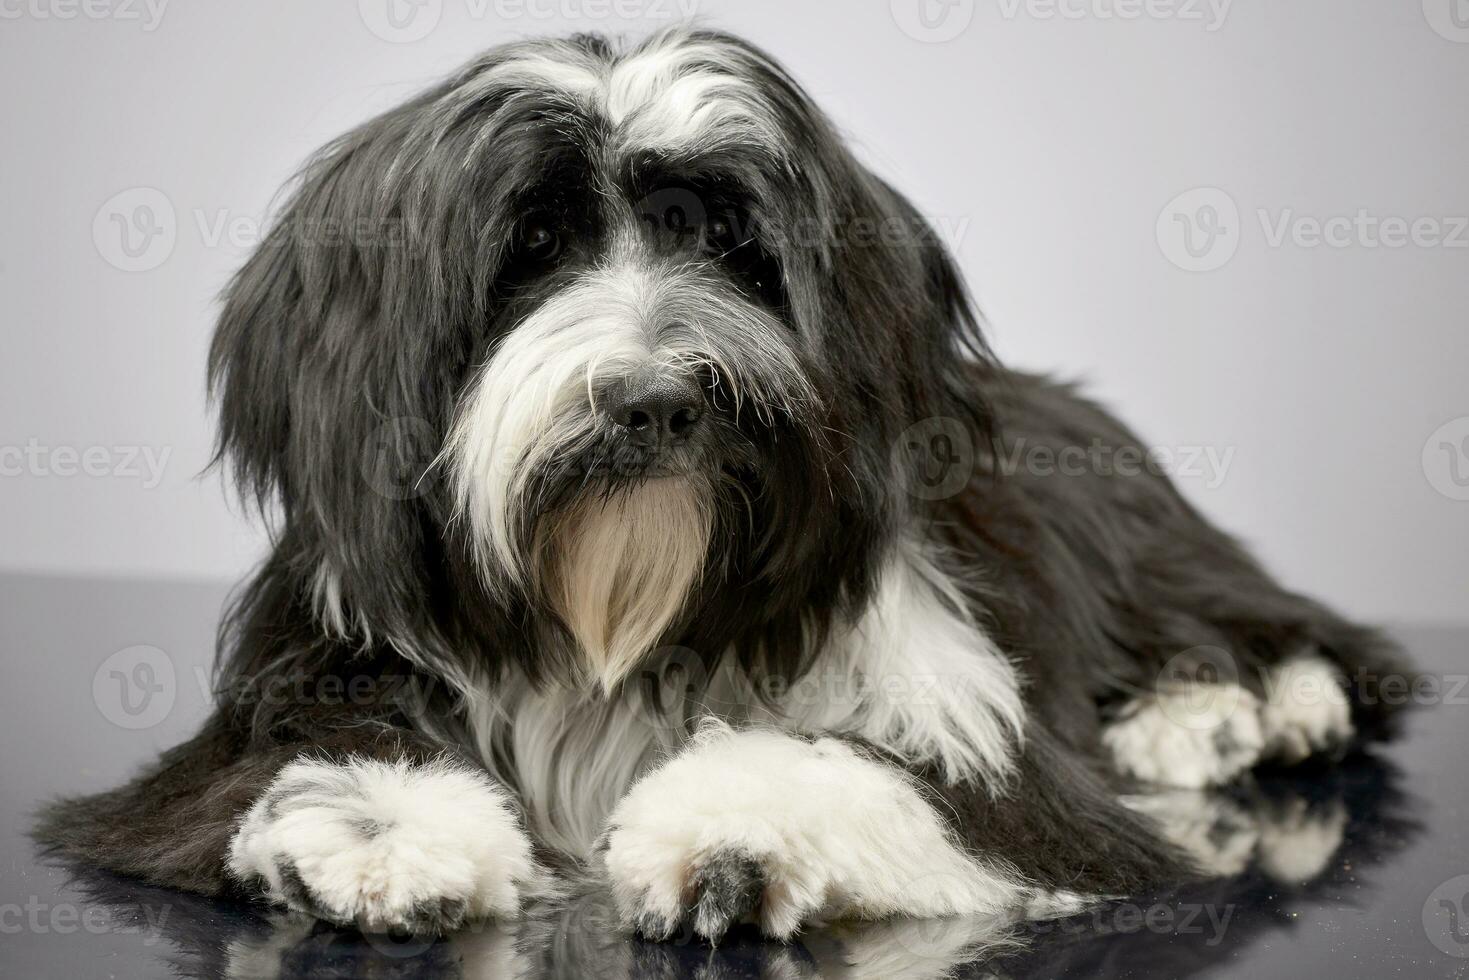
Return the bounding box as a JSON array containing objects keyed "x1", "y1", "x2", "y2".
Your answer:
[
  {"x1": 229, "y1": 757, "x2": 552, "y2": 933},
  {"x1": 601, "y1": 725, "x2": 1023, "y2": 943}
]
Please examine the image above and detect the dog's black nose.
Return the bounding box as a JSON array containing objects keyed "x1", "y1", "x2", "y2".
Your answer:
[{"x1": 610, "y1": 376, "x2": 704, "y2": 447}]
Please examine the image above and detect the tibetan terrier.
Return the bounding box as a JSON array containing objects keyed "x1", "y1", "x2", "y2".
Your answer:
[{"x1": 41, "y1": 27, "x2": 1406, "y2": 941}]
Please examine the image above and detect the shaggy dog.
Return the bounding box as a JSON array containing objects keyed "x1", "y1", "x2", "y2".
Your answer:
[{"x1": 40, "y1": 27, "x2": 1405, "y2": 941}]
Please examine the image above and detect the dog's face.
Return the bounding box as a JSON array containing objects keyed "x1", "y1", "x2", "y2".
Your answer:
[{"x1": 211, "y1": 29, "x2": 989, "y2": 690}]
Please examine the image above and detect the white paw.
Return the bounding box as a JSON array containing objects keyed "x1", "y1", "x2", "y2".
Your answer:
[
  {"x1": 1122, "y1": 791, "x2": 1261, "y2": 876},
  {"x1": 228, "y1": 756, "x2": 552, "y2": 933},
  {"x1": 1103, "y1": 683, "x2": 1264, "y2": 789},
  {"x1": 1255, "y1": 797, "x2": 1348, "y2": 883},
  {"x1": 799, "y1": 916, "x2": 1022, "y2": 980},
  {"x1": 1259, "y1": 655, "x2": 1355, "y2": 763},
  {"x1": 602, "y1": 724, "x2": 1023, "y2": 942}
]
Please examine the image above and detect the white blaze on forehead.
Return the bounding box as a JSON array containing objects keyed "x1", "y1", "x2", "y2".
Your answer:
[
  {"x1": 603, "y1": 35, "x2": 781, "y2": 152},
  {"x1": 465, "y1": 31, "x2": 782, "y2": 155}
]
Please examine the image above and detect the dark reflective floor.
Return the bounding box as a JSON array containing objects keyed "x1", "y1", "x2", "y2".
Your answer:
[{"x1": 3, "y1": 574, "x2": 1467, "y2": 979}]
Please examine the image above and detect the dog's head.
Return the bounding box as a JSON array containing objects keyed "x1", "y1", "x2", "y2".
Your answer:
[{"x1": 212, "y1": 27, "x2": 991, "y2": 690}]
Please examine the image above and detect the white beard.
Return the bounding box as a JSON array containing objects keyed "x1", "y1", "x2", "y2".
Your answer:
[{"x1": 544, "y1": 478, "x2": 712, "y2": 690}]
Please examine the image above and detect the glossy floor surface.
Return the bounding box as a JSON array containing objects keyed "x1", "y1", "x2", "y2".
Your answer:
[{"x1": 2, "y1": 574, "x2": 1467, "y2": 979}]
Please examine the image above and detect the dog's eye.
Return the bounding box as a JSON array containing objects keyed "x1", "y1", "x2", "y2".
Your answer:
[
  {"x1": 521, "y1": 223, "x2": 562, "y2": 263},
  {"x1": 703, "y1": 212, "x2": 744, "y2": 256}
]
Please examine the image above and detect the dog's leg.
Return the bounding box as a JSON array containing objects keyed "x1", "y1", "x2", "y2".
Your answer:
[
  {"x1": 1256, "y1": 652, "x2": 1356, "y2": 764},
  {"x1": 601, "y1": 724, "x2": 1027, "y2": 942},
  {"x1": 1101, "y1": 678, "x2": 1266, "y2": 789},
  {"x1": 601, "y1": 722, "x2": 1183, "y2": 942},
  {"x1": 977, "y1": 372, "x2": 1409, "y2": 788},
  {"x1": 228, "y1": 754, "x2": 552, "y2": 933},
  {"x1": 1100, "y1": 652, "x2": 1358, "y2": 788},
  {"x1": 38, "y1": 722, "x2": 551, "y2": 934}
]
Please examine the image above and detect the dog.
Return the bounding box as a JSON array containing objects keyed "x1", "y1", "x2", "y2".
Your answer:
[{"x1": 39, "y1": 26, "x2": 1407, "y2": 942}]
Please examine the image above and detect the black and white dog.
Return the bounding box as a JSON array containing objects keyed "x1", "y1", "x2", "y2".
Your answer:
[{"x1": 41, "y1": 27, "x2": 1405, "y2": 941}]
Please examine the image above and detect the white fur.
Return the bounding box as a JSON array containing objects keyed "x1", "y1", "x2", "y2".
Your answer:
[
  {"x1": 445, "y1": 260, "x2": 655, "y2": 587},
  {"x1": 444, "y1": 249, "x2": 810, "y2": 680},
  {"x1": 469, "y1": 673, "x2": 671, "y2": 859},
  {"x1": 445, "y1": 254, "x2": 806, "y2": 581},
  {"x1": 1255, "y1": 797, "x2": 1348, "y2": 883},
  {"x1": 1103, "y1": 682, "x2": 1264, "y2": 789},
  {"x1": 228, "y1": 757, "x2": 551, "y2": 931},
  {"x1": 798, "y1": 916, "x2": 1024, "y2": 980},
  {"x1": 460, "y1": 29, "x2": 781, "y2": 157},
  {"x1": 1123, "y1": 791, "x2": 1261, "y2": 876},
  {"x1": 1124, "y1": 790, "x2": 1348, "y2": 884},
  {"x1": 604, "y1": 32, "x2": 781, "y2": 153},
  {"x1": 224, "y1": 916, "x2": 318, "y2": 980},
  {"x1": 461, "y1": 535, "x2": 1025, "y2": 860},
  {"x1": 1259, "y1": 654, "x2": 1354, "y2": 762},
  {"x1": 602, "y1": 724, "x2": 1026, "y2": 940},
  {"x1": 765, "y1": 536, "x2": 1026, "y2": 786}
]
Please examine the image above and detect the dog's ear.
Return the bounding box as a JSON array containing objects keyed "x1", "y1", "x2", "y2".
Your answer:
[
  {"x1": 706, "y1": 66, "x2": 994, "y2": 510},
  {"x1": 819, "y1": 172, "x2": 995, "y2": 435},
  {"x1": 686, "y1": 30, "x2": 994, "y2": 459},
  {"x1": 207, "y1": 96, "x2": 491, "y2": 653}
]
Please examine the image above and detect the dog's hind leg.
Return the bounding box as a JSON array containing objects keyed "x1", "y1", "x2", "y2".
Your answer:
[{"x1": 975, "y1": 372, "x2": 1410, "y2": 788}]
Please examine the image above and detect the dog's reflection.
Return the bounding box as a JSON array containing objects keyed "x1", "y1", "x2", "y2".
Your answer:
[{"x1": 54, "y1": 753, "x2": 1415, "y2": 980}]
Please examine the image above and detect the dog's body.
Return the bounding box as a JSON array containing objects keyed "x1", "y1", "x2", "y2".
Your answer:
[{"x1": 40, "y1": 28, "x2": 1405, "y2": 940}]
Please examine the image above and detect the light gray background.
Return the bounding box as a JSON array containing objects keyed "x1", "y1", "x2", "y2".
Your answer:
[{"x1": 2, "y1": 0, "x2": 1466, "y2": 624}]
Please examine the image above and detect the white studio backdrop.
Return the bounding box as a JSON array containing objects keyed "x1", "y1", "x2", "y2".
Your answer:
[{"x1": 2, "y1": 0, "x2": 1466, "y2": 624}]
